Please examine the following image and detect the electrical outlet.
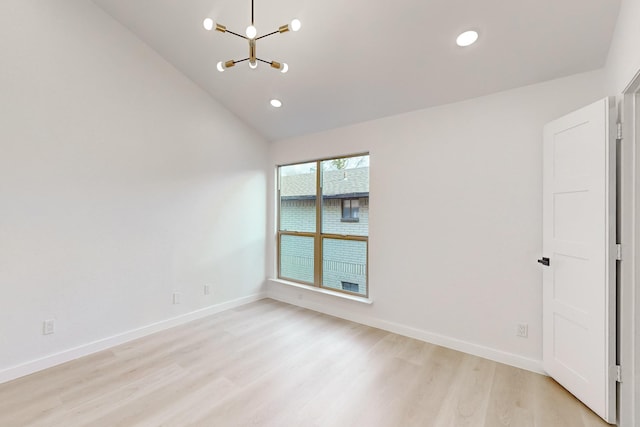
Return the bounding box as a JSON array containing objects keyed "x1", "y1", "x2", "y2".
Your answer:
[
  {"x1": 173, "y1": 292, "x2": 181, "y2": 304},
  {"x1": 517, "y1": 323, "x2": 528, "y2": 338},
  {"x1": 43, "y1": 319, "x2": 55, "y2": 335},
  {"x1": 204, "y1": 285, "x2": 211, "y2": 295}
]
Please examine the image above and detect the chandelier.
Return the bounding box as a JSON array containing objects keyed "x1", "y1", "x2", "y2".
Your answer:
[{"x1": 203, "y1": 0, "x2": 301, "y2": 73}]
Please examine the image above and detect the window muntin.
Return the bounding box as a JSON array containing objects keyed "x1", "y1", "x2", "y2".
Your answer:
[{"x1": 278, "y1": 154, "x2": 369, "y2": 297}]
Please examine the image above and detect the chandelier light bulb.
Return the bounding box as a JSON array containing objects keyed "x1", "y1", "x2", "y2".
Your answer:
[
  {"x1": 456, "y1": 30, "x2": 479, "y2": 47},
  {"x1": 249, "y1": 60, "x2": 258, "y2": 69},
  {"x1": 246, "y1": 25, "x2": 257, "y2": 39},
  {"x1": 203, "y1": 18, "x2": 214, "y2": 31},
  {"x1": 290, "y1": 19, "x2": 301, "y2": 32},
  {"x1": 280, "y1": 63, "x2": 289, "y2": 73},
  {"x1": 216, "y1": 61, "x2": 225, "y2": 72}
]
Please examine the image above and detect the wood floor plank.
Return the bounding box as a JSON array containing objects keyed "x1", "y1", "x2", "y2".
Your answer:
[
  {"x1": 0, "y1": 299, "x2": 612, "y2": 427},
  {"x1": 391, "y1": 345, "x2": 466, "y2": 426},
  {"x1": 484, "y1": 362, "x2": 535, "y2": 426},
  {"x1": 432, "y1": 353, "x2": 497, "y2": 427}
]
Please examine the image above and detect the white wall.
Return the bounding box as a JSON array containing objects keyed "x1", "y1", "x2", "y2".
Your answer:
[
  {"x1": 605, "y1": 0, "x2": 640, "y2": 94},
  {"x1": 268, "y1": 70, "x2": 605, "y2": 372},
  {"x1": 0, "y1": 0, "x2": 268, "y2": 379}
]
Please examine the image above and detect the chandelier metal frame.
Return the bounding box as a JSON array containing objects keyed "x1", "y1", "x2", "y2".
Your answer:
[{"x1": 204, "y1": 0, "x2": 300, "y2": 73}]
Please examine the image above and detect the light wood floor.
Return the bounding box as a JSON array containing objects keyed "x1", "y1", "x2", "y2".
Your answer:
[{"x1": 0, "y1": 299, "x2": 610, "y2": 427}]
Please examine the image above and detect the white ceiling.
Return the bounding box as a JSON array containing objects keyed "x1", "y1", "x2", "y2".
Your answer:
[{"x1": 92, "y1": 0, "x2": 621, "y2": 141}]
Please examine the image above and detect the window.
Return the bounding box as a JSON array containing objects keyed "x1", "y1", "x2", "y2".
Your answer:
[
  {"x1": 341, "y1": 281, "x2": 360, "y2": 292},
  {"x1": 341, "y1": 199, "x2": 359, "y2": 222},
  {"x1": 278, "y1": 154, "x2": 369, "y2": 297}
]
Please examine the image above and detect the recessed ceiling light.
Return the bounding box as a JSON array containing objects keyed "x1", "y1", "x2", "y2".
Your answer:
[
  {"x1": 456, "y1": 30, "x2": 479, "y2": 47},
  {"x1": 270, "y1": 99, "x2": 282, "y2": 108}
]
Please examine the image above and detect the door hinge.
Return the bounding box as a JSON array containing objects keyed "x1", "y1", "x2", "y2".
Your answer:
[
  {"x1": 616, "y1": 244, "x2": 622, "y2": 261},
  {"x1": 616, "y1": 365, "x2": 622, "y2": 382},
  {"x1": 617, "y1": 122, "x2": 623, "y2": 140}
]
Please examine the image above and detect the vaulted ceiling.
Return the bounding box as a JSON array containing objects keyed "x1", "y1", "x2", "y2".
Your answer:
[{"x1": 92, "y1": 0, "x2": 621, "y2": 141}]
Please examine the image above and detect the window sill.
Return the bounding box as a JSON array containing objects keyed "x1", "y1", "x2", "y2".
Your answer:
[{"x1": 268, "y1": 278, "x2": 373, "y2": 305}]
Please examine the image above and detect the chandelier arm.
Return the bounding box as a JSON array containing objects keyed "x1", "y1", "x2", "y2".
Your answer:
[
  {"x1": 235, "y1": 58, "x2": 250, "y2": 63},
  {"x1": 255, "y1": 31, "x2": 279, "y2": 41},
  {"x1": 251, "y1": 0, "x2": 254, "y2": 25},
  {"x1": 225, "y1": 30, "x2": 248, "y2": 40},
  {"x1": 256, "y1": 58, "x2": 272, "y2": 64}
]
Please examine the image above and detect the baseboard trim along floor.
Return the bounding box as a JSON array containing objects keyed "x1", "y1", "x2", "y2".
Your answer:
[
  {"x1": 0, "y1": 299, "x2": 608, "y2": 426},
  {"x1": 0, "y1": 292, "x2": 266, "y2": 385}
]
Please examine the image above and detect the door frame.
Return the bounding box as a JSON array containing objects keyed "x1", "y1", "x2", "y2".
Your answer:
[{"x1": 619, "y1": 70, "x2": 640, "y2": 427}]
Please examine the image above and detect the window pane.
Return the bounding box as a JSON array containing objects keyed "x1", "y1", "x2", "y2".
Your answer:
[
  {"x1": 321, "y1": 155, "x2": 369, "y2": 236},
  {"x1": 280, "y1": 235, "x2": 315, "y2": 284},
  {"x1": 322, "y1": 238, "x2": 367, "y2": 296},
  {"x1": 279, "y1": 162, "x2": 316, "y2": 233},
  {"x1": 342, "y1": 200, "x2": 350, "y2": 219}
]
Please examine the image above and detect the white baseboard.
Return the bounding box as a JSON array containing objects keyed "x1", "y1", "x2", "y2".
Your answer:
[
  {"x1": 1, "y1": 289, "x2": 544, "y2": 385},
  {"x1": 0, "y1": 292, "x2": 267, "y2": 385},
  {"x1": 267, "y1": 290, "x2": 545, "y2": 375}
]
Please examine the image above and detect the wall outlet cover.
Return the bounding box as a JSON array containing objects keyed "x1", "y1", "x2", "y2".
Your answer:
[
  {"x1": 43, "y1": 319, "x2": 55, "y2": 335},
  {"x1": 517, "y1": 323, "x2": 529, "y2": 338}
]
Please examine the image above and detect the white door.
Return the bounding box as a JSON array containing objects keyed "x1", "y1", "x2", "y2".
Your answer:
[{"x1": 542, "y1": 97, "x2": 617, "y2": 424}]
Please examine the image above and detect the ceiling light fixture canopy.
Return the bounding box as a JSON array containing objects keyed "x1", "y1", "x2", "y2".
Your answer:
[{"x1": 204, "y1": 0, "x2": 300, "y2": 73}]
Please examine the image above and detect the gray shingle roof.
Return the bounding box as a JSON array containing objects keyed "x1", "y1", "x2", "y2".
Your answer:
[{"x1": 281, "y1": 167, "x2": 369, "y2": 198}]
